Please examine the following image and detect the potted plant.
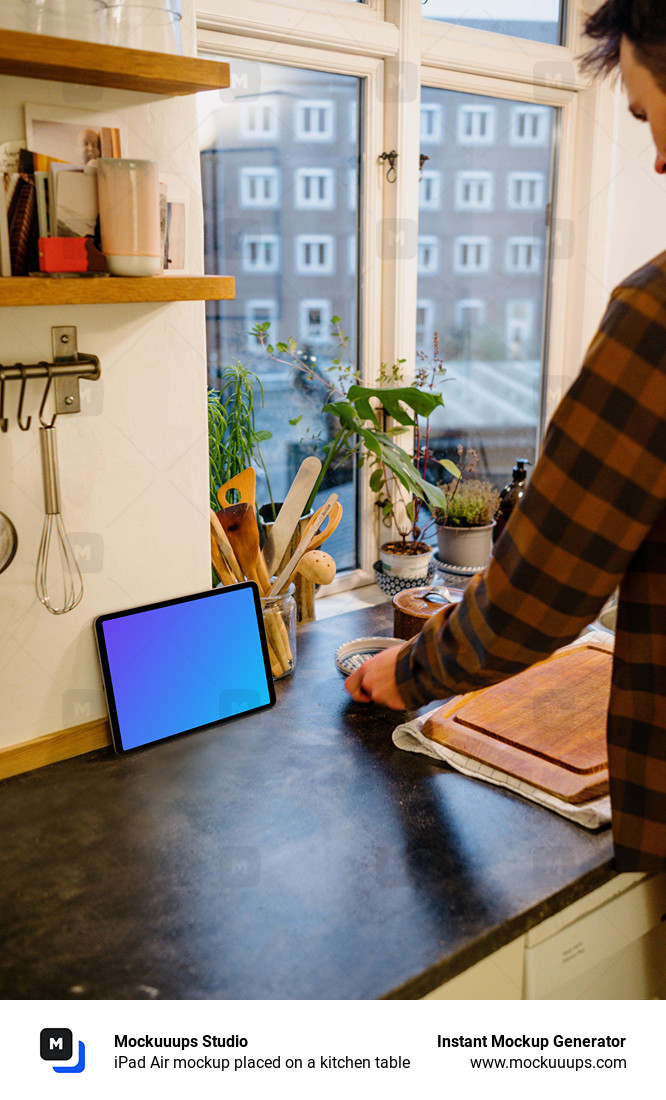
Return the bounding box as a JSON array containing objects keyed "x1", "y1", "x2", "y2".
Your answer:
[
  {"x1": 208, "y1": 360, "x2": 273, "y2": 584},
  {"x1": 431, "y1": 447, "x2": 501, "y2": 569},
  {"x1": 252, "y1": 318, "x2": 453, "y2": 588}
]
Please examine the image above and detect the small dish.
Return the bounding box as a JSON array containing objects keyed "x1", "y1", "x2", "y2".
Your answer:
[
  {"x1": 432, "y1": 551, "x2": 484, "y2": 576},
  {"x1": 335, "y1": 635, "x2": 404, "y2": 676}
]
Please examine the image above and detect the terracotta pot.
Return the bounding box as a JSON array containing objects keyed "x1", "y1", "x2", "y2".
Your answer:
[{"x1": 435, "y1": 522, "x2": 495, "y2": 569}]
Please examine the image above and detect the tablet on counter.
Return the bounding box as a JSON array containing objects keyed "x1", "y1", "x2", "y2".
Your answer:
[{"x1": 94, "y1": 582, "x2": 275, "y2": 756}]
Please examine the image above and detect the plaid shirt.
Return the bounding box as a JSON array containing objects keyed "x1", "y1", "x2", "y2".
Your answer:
[{"x1": 395, "y1": 253, "x2": 666, "y2": 872}]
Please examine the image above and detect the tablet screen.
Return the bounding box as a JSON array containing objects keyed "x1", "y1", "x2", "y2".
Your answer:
[{"x1": 94, "y1": 583, "x2": 275, "y2": 755}]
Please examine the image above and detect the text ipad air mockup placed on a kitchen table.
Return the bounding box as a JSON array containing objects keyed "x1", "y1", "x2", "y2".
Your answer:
[{"x1": 94, "y1": 582, "x2": 275, "y2": 755}]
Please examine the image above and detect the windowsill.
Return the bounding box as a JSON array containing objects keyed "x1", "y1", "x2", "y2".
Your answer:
[{"x1": 315, "y1": 581, "x2": 389, "y2": 620}]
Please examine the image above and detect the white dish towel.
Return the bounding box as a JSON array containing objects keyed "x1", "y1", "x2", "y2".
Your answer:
[{"x1": 392, "y1": 713, "x2": 611, "y2": 829}]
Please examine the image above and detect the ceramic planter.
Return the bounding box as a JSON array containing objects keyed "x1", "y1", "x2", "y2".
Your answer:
[
  {"x1": 379, "y1": 542, "x2": 433, "y2": 579},
  {"x1": 435, "y1": 522, "x2": 495, "y2": 569}
]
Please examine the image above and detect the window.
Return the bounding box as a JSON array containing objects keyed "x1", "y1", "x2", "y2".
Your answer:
[
  {"x1": 296, "y1": 100, "x2": 335, "y2": 141},
  {"x1": 199, "y1": 2, "x2": 597, "y2": 586},
  {"x1": 507, "y1": 172, "x2": 545, "y2": 210},
  {"x1": 295, "y1": 168, "x2": 335, "y2": 209},
  {"x1": 458, "y1": 105, "x2": 495, "y2": 145},
  {"x1": 419, "y1": 170, "x2": 441, "y2": 210},
  {"x1": 454, "y1": 236, "x2": 491, "y2": 273},
  {"x1": 246, "y1": 300, "x2": 278, "y2": 348},
  {"x1": 239, "y1": 101, "x2": 279, "y2": 140},
  {"x1": 506, "y1": 237, "x2": 541, "y2": 274},
  {"x1": 416, "y1": 300, "x2": 435, "y2": 350},
  {"x1": 418, "y1": 236, "x2": 440, "y2": 275},
  {"x1": 506, "y1": 300, "x2": 535, "y2": 359},
  {"x1": 455, "y1": 299, "x2": 485, "y2": 328},
  {"x1": 242, "y1": 234, "x2": 280, "y2": 273},
  {"x1": 511, "y1": 106, "x2": 549, "y2": 146},
  {"x1": 422, "y1": 0, "x2": 564, "y2": 45},
  {"x1": 300, "y1": 299, "x2": 332, "y2": 343},
  {"x1": 295, "y1": 235, "x2": 335, "y2": 274},
  {"x1": 239, "y1": 167, "x2": 279, "y2": 208},
  {"x1": 455, "y1": 171, "x2": 494, "y2": 211},
  {"x1": 420, "y1": 103, "x2": 442, "y2": 143}
]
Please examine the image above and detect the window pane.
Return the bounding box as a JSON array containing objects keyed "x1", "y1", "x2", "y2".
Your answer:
[
  {"x1": 416, "y1": 87, "x2": 556, "y2": 491},
  {"x1": 422, "y1": 0, "x2": 564, "y2": 46},
  {"x1": 198, "y1": 64, "x2": 361, "y2": 572}
]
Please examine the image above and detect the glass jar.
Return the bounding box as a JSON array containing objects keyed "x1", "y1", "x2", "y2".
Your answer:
[{"x1": 261, "y1": 584, "x2": 296, "y2": 680}]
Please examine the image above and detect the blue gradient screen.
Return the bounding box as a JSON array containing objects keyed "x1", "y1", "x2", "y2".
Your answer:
[{"x1": 97, "y1": 586, "x2": 273, "y2": 752}]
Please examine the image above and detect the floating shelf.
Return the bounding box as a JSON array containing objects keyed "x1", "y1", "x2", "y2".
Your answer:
[
  {"x1": 0, "y1": 29, "x2": 230, "y2": 95},
  {"x1": 0, "y1": 275, "x2": 235, "y2": 307}
]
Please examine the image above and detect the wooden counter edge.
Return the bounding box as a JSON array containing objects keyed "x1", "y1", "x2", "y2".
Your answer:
[{"x1": 0, "y1": 718, "x2": 112, "y2": 780}]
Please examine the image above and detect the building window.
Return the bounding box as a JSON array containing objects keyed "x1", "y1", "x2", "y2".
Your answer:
[
  {"x1": 246, "y1": 300, "x2": 278, "y2": 349},
  {"x1": 507, "y1": 172, "x2": 545, "y2": 210},
  {"x1": 455, "y1": 298, "x2": 485, "y2": 328},
  {"x1": 239, "y1": 101, "x2": 279, "y2": 140},
  {"x1": 418, "y1": 236, "x2": 440, "y2": 275},
  {"x1": 347, "y1": 167, "x2": 357, "y2": 210},
  {"x1": 294, "y1": 168, "x2": 335, "y2": 209},
  {"x1": 295, "y1": 235, "x2": 335, "y2": 274},
  {"x1": 419, "y1": 170, "x2": 441, "y2": 210},
  {"x1": 420, "y1": 103, "x2": 442, "y2": 143},
  {"x1": 348, "y1": 234, "x2": 356, "y2": 275},
  {"x1": 295, "y1": 100, "x2": 335, "y2": 141},
  {"x1": 506, "y1": 237, "x2": 541, "y2": 274},
  {"x1": 239, "y1": 167, "x2": 279, "y2": 208},
  {"x1": 455, "y1": 171, "x2": 494, "y2": 211},
  {"x1": 416, "y1": 300, "x2": 435, "y2": 351},
  {"x1": 510, "y1": 106, "x2": 549, "y2": 146},
  {"x1": 454, "y1": 236, "x2": 491, "y2": 273},
  {"x1": 457, "y1": 105, "x2": 496, "y2": 145},
  {"x1": 506, "y1": 300, "x2": 535, "y2": 358},
  {"x1": 300, "y1": 299, "x2": 332, "y2": 343},
  {"x1": 242, "y1": 234, "x2": 280, "y2": 273}
]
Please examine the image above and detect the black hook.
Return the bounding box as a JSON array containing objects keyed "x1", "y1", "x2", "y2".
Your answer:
[
  {"x1": 38, "y1": 364, "x2": 57, "y2": 427},
  {"x1": 379, "y1": 150, "x2": 398, "y2": 183},
  {"x1": 16, "y1": 365, "x2": 32, "y2": 431},
  {"x1": 0, "y1": 369, "x2": 7, "y2": 433}
]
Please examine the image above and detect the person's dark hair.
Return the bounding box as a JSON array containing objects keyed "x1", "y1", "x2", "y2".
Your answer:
[{"x1": 582, "y1": 1, "x2": 666, "y2": 89}]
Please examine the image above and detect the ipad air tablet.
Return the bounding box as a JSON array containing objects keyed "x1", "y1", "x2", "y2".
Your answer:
[{"x1": 94, "y1": 583, "x2": 275, "y2": 756}]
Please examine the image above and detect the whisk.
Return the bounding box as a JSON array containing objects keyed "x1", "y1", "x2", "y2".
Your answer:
[{"x1": 36, "y1": 424, "x2": 83, "y2": 615}]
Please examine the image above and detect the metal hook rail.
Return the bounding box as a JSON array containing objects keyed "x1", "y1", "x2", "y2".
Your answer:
[{"x1": 0, "y1": 326, "x2": 101, "y2": 431}]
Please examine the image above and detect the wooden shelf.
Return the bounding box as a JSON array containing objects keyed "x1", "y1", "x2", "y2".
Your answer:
[
  {"x1": 0, "y1": 275, "x2": 235, "y2": 306},
  {"x1": 0, "y1": 29, "x2": 230, "y2": 95}
]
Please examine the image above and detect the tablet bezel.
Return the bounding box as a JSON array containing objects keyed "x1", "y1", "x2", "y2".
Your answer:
[{"x1": 94, "y1": 582, "x2": 276, "y2": 756}]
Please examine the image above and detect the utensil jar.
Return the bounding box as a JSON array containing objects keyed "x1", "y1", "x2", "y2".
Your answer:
[{"x1": 261, "y1": 586, "x2": 296, "y2": 680}]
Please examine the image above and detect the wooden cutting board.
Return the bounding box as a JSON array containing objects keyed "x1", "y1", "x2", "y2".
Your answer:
[{"x1": 422, "y1": 642, "x2": 613, "y2": 803}]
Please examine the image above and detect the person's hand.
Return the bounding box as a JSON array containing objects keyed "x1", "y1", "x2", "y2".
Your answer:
[{"x1": 344, "y1": 646, "x2": 406, "y2": 709}]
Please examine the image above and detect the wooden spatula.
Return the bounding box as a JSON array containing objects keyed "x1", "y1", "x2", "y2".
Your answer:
[
  {"x1": 217, "y1": 467, "x2": 256, "y2": 510},
  {"x1": 262, "y1": 456, "x2": 322, "y2": 575},
  {"x1": 268, "y1": 493, "x2": 338, "y2": 596}
]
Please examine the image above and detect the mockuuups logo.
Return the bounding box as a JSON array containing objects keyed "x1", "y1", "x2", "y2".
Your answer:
[{"x1": 40, "y1": 1028, "x2": 86, "y2": 1073}]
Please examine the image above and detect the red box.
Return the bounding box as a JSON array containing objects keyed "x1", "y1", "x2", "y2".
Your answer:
[{"x1": 38, "y1": 237, "x2": 107, "y2": 273}]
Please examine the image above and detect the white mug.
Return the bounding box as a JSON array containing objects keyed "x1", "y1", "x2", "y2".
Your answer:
[{"x1": 97, "y1": 158, "x2": 162, "y2": 277}]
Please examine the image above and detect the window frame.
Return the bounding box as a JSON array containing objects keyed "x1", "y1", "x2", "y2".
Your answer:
[{"x1": 198, "y1": 0, "x2": 617, "y2": 591}]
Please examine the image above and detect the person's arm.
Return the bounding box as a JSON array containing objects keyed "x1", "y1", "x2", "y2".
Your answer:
[{"x1": 389, "y1": 266, "x2": 666, "y2": 709}]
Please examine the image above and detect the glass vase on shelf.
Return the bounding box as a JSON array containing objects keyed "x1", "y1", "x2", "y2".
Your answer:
[{"x1": 2, "y1": 0, "x2": 107, "y2": 41}]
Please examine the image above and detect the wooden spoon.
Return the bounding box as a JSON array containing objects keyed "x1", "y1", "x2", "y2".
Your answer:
[{"x1": 296, "y1": 549, "x2": 336, "y2": 585}]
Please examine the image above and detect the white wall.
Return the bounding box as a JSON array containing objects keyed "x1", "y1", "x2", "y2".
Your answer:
[
  {"x1": 604, "y1": 82, "x2": 666, "y2": 293},
  {"x1": 0, "y1": 6, "x2": 213, "y2": 748}
]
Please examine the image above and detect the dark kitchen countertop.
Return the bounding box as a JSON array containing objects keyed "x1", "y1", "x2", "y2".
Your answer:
[{"x1": 0, "y1": 603, "x2": 615, "y2": 1000}]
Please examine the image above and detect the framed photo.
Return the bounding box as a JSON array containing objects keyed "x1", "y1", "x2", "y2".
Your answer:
[
  {"x1": 24, "y1": 103, "x2": 126, "y2": 167},
  {"x1": 159, "y1": 172, "x2": 188, "y2": 273}
]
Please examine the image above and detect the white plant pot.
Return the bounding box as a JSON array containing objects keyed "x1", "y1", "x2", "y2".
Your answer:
[
  {"x1": 436, "y1": 523, "x2": 495, "y2": 569},
  {"x1": 379, "y1": 544, "x2": 433, "y2": 579}
]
